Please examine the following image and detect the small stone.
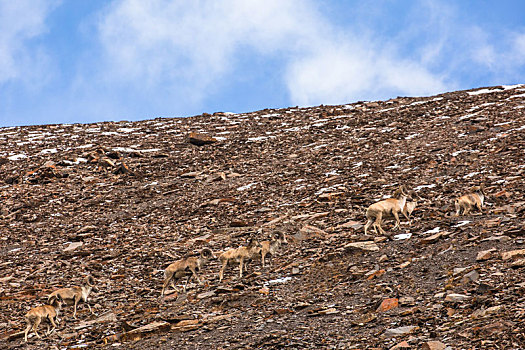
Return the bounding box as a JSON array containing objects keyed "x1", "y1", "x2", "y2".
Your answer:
[
  {"x1": 258, "y1": 286, "x2": 270, "y2": 295},
  {"x1": 196, "y1": 291, "x2": 216, "y2": 299},
  {"x1": 390, "y1": 340, "x2": 410, "y2": 349},
  {"x1": 445, "y1": 293, "x2": 471, "y2": 302},
  {"x1": 422, "y1": 341, "x2": 447, "y2": 350},
  {"x1": 344, "y1": 241, "x2": 380, "y2": 252},
  {"x1": 383, "y1": 325, "x2": 418, "y2": 338},
  {"x1": 188, "y1": 132, "x2": 217, "y2": 146},
  {"x1": 366, "y1": 269, "x2": 386, "y2": 280},
  {"x1": 64, "y1": 242, "x2": 83, "y2": 252},
  {"x1": 377, "y1": 298, "x2": 399, "y2": 312},
  {"x1": 453, "y1": 267, "x2": 468, "y2": 276},
  {"x1": 476, "y1": 249, "x2": 497, "y2": 261},
  {"x1": 511, "y1": 258, "x2": 525, "y2": 267},
  {"x1": 317, "y1": 307, "x2": 339, "y2": 315},
  {"x1": 462, "y1": 270, "x2": 480, "y2": 283},
  {"x1": 335, "y1": 220, "x2": 364, "y2": 230},
  {"x1": 399, "y1": 296, "x2": 415, "y2": 306}
]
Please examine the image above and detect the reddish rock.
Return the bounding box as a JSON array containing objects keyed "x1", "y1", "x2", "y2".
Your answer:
[{"x1": 377, "y1": 298, "x2": 399, "y2": 312}]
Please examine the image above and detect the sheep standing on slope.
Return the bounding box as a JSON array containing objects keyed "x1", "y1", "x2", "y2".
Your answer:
[
  {"x1": 48, "y1": 275, "x2": 95, "y2": 319},
  {"x1": 219, "y1": 238, "x2": 262, "y2": 281},
  {"x1": 364, "y1": 185, "x2": 412, "y2": 236}
]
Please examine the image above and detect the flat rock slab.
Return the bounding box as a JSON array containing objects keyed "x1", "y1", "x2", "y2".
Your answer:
[
  {"x1": 383, "y1": 326, "x2": 419, "y2": 338},
  {"x1": 344, "y1": 241, "x2": 380, "y2": 252}
]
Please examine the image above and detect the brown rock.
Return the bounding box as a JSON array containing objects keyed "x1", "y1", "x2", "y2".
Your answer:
[
  {"x1": 476, "y1": 248, "x2": 497, "y2": 261},
  {"x1": 390, "y1": 340, "x2": 410, "y2": 349},
  {"x1": 501, "y1": 249, "x2": 525, "y2": 260},
  {"x1": 189, "y1": 132, "x2": 217, "y2": 146},
  {"x1": 344, "y1": 241, "x2": 380, "y2": 252},
  {"x1": 64, "y1": 241, "x2": 83, "y2": 252},
  {"x1": 419, "y1": 232, "x2": 444, "y2": 244},
  {"x1": 422, "y1": 341, "x2": 447, "y2": 350},
  {"x1": 300, "y1": 224, "x2": 327, "y2": 238},
  {"x1": 377, "y1": 298, "x2": 399, "y2": 312}
]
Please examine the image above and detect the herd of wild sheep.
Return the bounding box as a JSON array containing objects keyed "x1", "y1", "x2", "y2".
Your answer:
[{"x1": 22, "y1": 185, "x2": 485, "y2": 342}]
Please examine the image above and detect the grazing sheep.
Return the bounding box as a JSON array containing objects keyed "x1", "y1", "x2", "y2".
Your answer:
[
  {"x1": 455, "y1": 185, "x2": 485, "y2": 216},
  {"x1": 24, "y1": 296, "x2": 63, "y2": 342},
  {"x1": 162, "y1": 248, "x2": 215, "y2": 296}
]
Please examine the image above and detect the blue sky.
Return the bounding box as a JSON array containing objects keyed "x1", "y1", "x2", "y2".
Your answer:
[{"x1": 1, "y1": 0, "x2": 525, "y2": 127}]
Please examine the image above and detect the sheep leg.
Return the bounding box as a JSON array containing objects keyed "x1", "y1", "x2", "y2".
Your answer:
[
  {"x1": 33, "y1": 318, "x2": 42, "y2": 338},
  {"x1": 374, "y1": 212, "x2": 385, "y2": 235},
  {"x1": 24, "y1": 321, "x2": 33, "y2": 342},
  {"x1": 364, "y1": 218, "x2": 373, "y2": 235},
  {"x1": 190, "y1": 268, "x2": 202, "y2": 284},
  {"x1": 47, "y1": 316, "x2": 57, "y2": 336},
  {"x1": 239, "y1": 257, "x2": 244, "y2": 278},
  {"x1": 73, "y1": 296, "x2": 79, "y2": 318},
  {"x1": 401, "y1": 209, "x2": 411, "y2": 224},
  {"x1": 183, "y1": 273, "x2": 193, "y2": 292},
  {"x1": 393, "y1": 211, "x2": 401, "y2": 230},
  {"x1": 161, "y1": 272, "x2": 172, "y2": 296},
  {"x1": 219, "y1": 260, "x2": 227, "y2": 281},
  {"x1": 86, "y1": 301, "x2": 93, "y2": 314}
]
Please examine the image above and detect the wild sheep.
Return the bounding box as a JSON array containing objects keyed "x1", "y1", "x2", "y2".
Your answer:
[
  {"x1": 24, "y1": 296, "x2": 63, "y2": 342},
  {"x1": 364, "y1": 185, "x2": 411, "y2": 236},
  {"x1": 48, "y1": 276, "x2": 95, "y2": 318},
  {"x1": 259, "y1": 231, "x2": 288, "y2": 267},
  {"x1": 161, "y1": 248, "x2": 215, "y2": 296},
  {"x1": 455, "y1": 185, "x2": 485, "y2": 216},
  {"x1": 219, "y1": 238, "x2": 261, "y2": 281}
]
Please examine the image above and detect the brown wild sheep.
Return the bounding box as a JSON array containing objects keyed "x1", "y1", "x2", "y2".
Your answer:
[
  {"x1": 48, "y1": 275, "x2": 95, "y2": 318},
  {"x1": 219, "y1": 238, "x2": 261, "y2": 281},
  {"x1": 364, "y1": 185, "x2": 411, "y2": 236},
  {"x1": 259, "y1": 231, "x2": 288, "y2": 267},
  {"x1": 455, "y1": 185, "x2": 485, "y2": 216},
  {"x1": 24, "y1": 296, "x2": 63, "y2": 342},
  {"x1": 161, "y1": 248, "x2": 215, "y2": 296}
]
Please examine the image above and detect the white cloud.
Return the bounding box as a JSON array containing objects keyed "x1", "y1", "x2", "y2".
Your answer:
[
  {"x1": 0, "y1": 0, "x2": 58, "y2": 85},
  {"x1": 96, "y1": 0, "x2": 449, "y2": 108}
]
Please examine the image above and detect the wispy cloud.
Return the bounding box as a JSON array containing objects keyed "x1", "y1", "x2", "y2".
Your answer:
[
  {"x1": 0, "y1": 0, "x2": 59, "y2": 86},
  {"x1": 96, "y1": 0, "x2": 449, "y2": 109}
]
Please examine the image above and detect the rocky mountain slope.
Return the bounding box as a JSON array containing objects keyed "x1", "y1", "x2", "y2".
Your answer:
[{"x1": 1, "y1": 84, "x2": 524, "y2": 349}]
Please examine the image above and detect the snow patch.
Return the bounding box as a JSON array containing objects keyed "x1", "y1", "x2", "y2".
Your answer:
[
  {"x1": 8, "y1": 154, "x2": 27, "y2": 160},
  {"x1": 453, "y1": 221, "x2": 471, "y2": 228},
  {"x1": 414, "y1": 184, "x2": 436, "y2": 191},
  {"x1": 237, "y1": 183, "x2": 257, "y2": 191},
  {"x1": 424, "y1": 227, "x2": 440, "y2": 234}
]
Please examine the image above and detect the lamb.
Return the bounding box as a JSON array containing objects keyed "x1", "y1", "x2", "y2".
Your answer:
[
  {"x1": 161, "y1": 248, "x2": 215, "y2": 296},
  {"x1": 219, "y1": 238, "x2": 262, "y2": 281},
  {"x1": 259, "y1": 231, "x2": 288, "y2": 267},
  {"x1": 455, "y1": 185, "x2": 485, "y2": 216},
  {"x1": 364, "y1": 185, "x2": 411, "y2": 236},
  {"x1": 24, "y1": 296, "x2": 63, "y2": 342},
  {"x1": 47, "y1": 275, "x2": 95, "y2": 319},
  {"x1": 402, "y1": 190, "x2": 421, "y2": 224}
]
